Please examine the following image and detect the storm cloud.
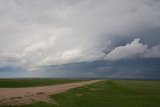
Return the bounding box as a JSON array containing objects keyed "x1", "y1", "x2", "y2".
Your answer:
[{"x1": 0, "y1": 0, "x2": 160, "y2": 72}]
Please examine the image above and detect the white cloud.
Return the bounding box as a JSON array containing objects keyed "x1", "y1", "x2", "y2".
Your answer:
[
  {"x1": 0, "y1": 0, "x2": 160, "y2": 70},
  {"x1": 104, "y1": 39, "x2": 147, "y2": 60},
  {"x1": 105, "y1": 38, "x2": 160, "y2": 61}
]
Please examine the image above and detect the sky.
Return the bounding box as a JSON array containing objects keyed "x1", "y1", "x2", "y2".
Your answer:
[{"x1": 0, "y1": 0, "x2": 160, "y2": 78}]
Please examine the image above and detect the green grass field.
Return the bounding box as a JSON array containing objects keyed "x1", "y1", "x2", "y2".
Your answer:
[
  {"x1": 1, "y1": 80, "x2": 160, "y2": 107},
  {"x1": 0, "y1": 78, "x2": 84, "y2": 88}
]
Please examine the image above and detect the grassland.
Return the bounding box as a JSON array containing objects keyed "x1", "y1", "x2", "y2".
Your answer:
[
  {"x1": 1, "y1": 80, "x2": 160, "y2": 107},
  {"x1": 0, "y1": 78, "x2": 84, "y2": 88}
]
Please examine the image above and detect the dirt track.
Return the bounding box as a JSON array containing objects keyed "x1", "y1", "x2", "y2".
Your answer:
[{"x1": 0, "y1": 80, "x2": 100, "y2": 106}]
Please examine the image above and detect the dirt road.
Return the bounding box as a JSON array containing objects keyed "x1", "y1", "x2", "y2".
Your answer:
[{"x1": 0, "y1": 80, "x2": 100, "y2": 106}]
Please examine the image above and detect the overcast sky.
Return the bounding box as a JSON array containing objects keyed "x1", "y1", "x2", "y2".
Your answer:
[{"x1": 0, "y1": 0, "x2": 160, "y2": 78}]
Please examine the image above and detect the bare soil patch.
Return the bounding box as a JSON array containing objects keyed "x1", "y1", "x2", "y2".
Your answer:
[{"x1": 0, "y1": 80, "x2": 100, "y2": 106}]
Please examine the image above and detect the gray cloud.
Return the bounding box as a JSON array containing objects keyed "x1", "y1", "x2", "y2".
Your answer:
[
  {"x1": 0, "y1": 0, "x2": 160, "y2": 71},
  {"x1": 144, "y1": 45, "x2": 160, "y2": 58}
]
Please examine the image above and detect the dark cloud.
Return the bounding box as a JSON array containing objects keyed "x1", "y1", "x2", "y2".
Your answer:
[{"x1": 1, "y1": 59, "x2": 160, "y2": 79}]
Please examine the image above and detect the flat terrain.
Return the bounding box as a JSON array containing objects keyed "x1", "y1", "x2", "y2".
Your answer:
[
  {"x1": 0, "y1": 80, "x2": 160, "y2": 107},
  {"x1": 0, "y1": 78, "x2": 84, "y2": 88},
  {"x1": 0, "y1": 80, "x2": 100, "y2": 106}
]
